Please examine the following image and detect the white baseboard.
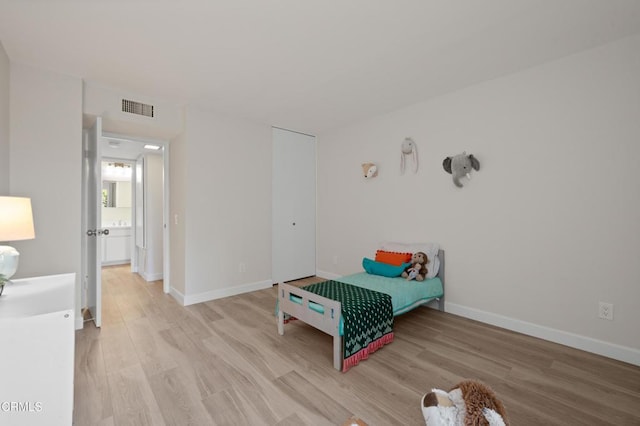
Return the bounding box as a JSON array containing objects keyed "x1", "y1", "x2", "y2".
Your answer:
[
  {"x1": 101, "y1": 260, "x2": 130, "y2": 266},
  {"x1": 169, "y1": 287, "x2": 185, "y2": 305},
  {"x1": 315, "y1": 269, "x2": 341, "y2": 280},
  {"x1": 446, "y1": 302, "x2": 640, "y2": 367},
  {"x1": 75, "y1": 316, "x2": 84, "y2": 330},
  {"x1": 140, "y1": 271, "x2": 163, "y2": 282},
  {"x1": 175, "y1": 279, "x2": 274, "y2": 307}
]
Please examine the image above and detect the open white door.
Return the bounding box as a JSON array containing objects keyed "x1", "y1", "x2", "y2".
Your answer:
[{"x1": 82, "y1": 117, "x2": 103, "y2": 327}]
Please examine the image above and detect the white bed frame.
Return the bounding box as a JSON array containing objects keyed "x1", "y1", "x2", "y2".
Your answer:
[{"x1": 277, "y1": 250, "x2": 445, "y2": 371}]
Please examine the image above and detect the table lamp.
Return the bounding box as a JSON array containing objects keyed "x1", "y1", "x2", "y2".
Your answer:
[{"x1": 0, "y1": 196, "x2": 36, "y2": 292}]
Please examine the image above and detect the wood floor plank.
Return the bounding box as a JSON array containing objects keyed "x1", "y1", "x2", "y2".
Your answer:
[
  {"x1": 273, "y1": 370, "x2": 352, "y2": 425},
  {"x1": 126, "y1": 316, "x2": 179, "y2": 377},
  {"x1": 74, "y1": 265, "x2": 640, "y2": 425},
  {"x1": 206, "y1": 318, "x2": 295, "y2": 380},
  {"x1": 100, "y1": 290, "x2": 124, "y2": 328},
  {"x1": 157, "y1": 326, "x2": 232, "y2": 398},
  {"x1": 74, "y1": 327, "x2": 113, "y2": 425},
  {"x1": 293, "y1": 360, "x2": 411, "y2": 426},
  {"x1": 147, "y1": 367, "x2": 215, "y2": 426},
  {"x1": 549, "y1": 360, "x2": 640, "y2": 418},
  {"x1": 113, "y1": 291, "x2": 147, "y2": 323},
  {"x1": 187, "y1": 301, "x2": 224, "y2": 323},
  {"x1": 507, "y1": 365, "x2": 640, "y2": 424},
  {"x1": 95, "y1": 416, "x2": 115, "y2": 426},
  {"x1": 202, "y1": 388, "x2": 269, "y2": 426},
  {"x1": 204, "y1": 334, "x2": 299, "y2": 423},
  {"x1": 107, "y1": 363, "x2": 167, "y2": 426},
  {"x1": 273, "y1": 412, "x2": 314, "y2": 426},
  {"x1": 100, "y1": 321, "x2": 141, "y2": 372}
]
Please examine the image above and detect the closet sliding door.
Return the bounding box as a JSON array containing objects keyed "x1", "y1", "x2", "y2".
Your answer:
[{"x1": 272, "y1": 127, "x2": 316, "y2": 284}]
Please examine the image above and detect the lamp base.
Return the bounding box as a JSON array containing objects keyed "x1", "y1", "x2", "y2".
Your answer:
[{"x1": 0, "y1": 245, "x2": 20, "y2": 283}]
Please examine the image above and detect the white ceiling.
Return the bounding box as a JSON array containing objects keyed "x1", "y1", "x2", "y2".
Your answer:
[
  {"x1": 101, "y1": 135, "x2": 163, "y2": 161},
  {"x1": 1, "y1": 1, "x2": 640, "y2": 135}
]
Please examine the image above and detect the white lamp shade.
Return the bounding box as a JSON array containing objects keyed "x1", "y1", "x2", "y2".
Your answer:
[{"x1": 0, "y1": 196, "x2": 35, "y2": 242}]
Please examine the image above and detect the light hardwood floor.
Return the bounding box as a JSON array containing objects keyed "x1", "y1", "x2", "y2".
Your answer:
[{"x1": 74, "y1": 266, "x2": 640, "y2": 425}]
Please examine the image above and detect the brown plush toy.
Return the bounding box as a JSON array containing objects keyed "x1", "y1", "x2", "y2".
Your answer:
[
  {"x1": 401, "y1": 252, "x2": 428, "y2": 281},
  {"x1": 421, "y1": 380, "x2": 509, "y2": 426}
]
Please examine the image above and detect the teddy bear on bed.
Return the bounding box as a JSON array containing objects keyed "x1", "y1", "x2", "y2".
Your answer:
[{"x1": 402, "y1": 252, "x2": 428, "y2": 281}]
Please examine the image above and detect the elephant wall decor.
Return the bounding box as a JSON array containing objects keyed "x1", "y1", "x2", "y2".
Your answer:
[{"x1": 443, "y1": 152, "x2": 480, "y2": 188}]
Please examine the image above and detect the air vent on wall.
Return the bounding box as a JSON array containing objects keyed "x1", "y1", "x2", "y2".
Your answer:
[{"x1": 122, "y1": 99, "x2": 154, "y2": 118}]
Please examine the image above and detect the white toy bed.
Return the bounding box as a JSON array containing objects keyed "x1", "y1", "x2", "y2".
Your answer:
[{"x1": 277, "y1": 249, "x2": 445, "y2": 371}]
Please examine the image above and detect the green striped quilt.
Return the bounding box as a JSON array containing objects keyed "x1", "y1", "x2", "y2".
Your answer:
[{"x1": 301, "y1": 280, "x2": 394, "y2": 371}]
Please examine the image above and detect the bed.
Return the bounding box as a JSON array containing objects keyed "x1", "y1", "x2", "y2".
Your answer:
[{"x1": 277, "y1": 249, "x2": 445, "y2": 371}]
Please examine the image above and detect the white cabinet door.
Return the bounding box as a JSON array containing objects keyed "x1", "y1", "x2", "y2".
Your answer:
[
  {"x1": 102, "y1": 228, "x2": 132, "y2": 265},
  {"x1": 104, "y1": 236, "x2": 131, "y2": 263},
  {"x1": 272, "y1": 127, "x2": 316, "y2": 283}
]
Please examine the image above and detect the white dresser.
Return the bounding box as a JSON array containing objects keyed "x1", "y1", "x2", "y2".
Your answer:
[{"x1": 0, "y1": 273, "x2": 75, "y2": 426}]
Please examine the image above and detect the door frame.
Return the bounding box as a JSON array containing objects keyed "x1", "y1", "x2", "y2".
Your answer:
[
  {"x1": 101, "y1": 131, "x2": 171, "y2": 295},
  {"x1": 81, "y1": 123, "x2": 171, "y2": 329},
  {"x1": 80, "y1": 117, "x2": 103, "y2": 329},
  {"x1": 100, "y1": 156, "x2": 136, "y2": 269}
]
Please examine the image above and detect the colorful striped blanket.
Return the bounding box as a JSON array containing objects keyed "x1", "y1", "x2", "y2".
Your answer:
[{"x1": 301, "y1": 280, "x2": 394, "y2": 372}]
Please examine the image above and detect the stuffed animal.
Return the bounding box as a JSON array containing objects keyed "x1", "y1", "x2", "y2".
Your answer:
[
  {"x1": 401, "y1": 252, "x2": 428, "y2": 281},
  {"x1": 421, "y1": 380, "x2": 509, "y2": 426},
  {"x1": 361, "y1": 162, "x2": 378, "y2": 179},
  {"x1": 443, "y1": 152, "x2": 480, "y2": 188},
  {"x1": 400, "y1": 137, "x2": 418, "y2": 174},
  {"x1": 406, "y1": 265, "x2": 421, "y2": 281}
]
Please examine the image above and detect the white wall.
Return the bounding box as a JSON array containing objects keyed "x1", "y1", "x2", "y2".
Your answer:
[
  {"x1": 317, "y1": 35, "x2": 640, "y2": 364},
  {"x1": 169, "y1": 130, "x2": 186, "y2": 295},
  {"x1": 84, "y1": 81, "x2": 183, "y2": 141},
  {"x1": 176, "y1": 105, "x2": 272, "y2": 304},
  {"x1": 0, "y1": 41, "x2": 9, "y2": 193},
  {"x1": 137, "y1": 153, "x2": 163, "y2": 281},
  {"x1": 102, "y1": 207, "x2": 132, "y2": 227},
  {"x1": 9, "y1": 62, "x2": 82, "y2": 315}
]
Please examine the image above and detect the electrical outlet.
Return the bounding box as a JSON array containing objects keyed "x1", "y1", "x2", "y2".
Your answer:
[
  {"x1": 239, "y1": 262, "x2": 246, "y2": 273},
  {"x1": 598, "y1": 302, "x2": 613, "y2": 321},
  {"x1": 332, "y1": 255, "x2": 338, "y2": 265}
]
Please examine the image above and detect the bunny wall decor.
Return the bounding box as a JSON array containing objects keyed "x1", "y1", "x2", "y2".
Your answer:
[
  {"x1": 400, "y1": 138, "x2": 418, "y2": 174},
  {"x1": 443, "y1": 152, "x2": 480, "y2": 188}
]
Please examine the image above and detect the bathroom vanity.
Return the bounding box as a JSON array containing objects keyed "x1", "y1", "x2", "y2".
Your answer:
[{"x1": 102, "y1": 226, "x2": 132, "y2": 265}]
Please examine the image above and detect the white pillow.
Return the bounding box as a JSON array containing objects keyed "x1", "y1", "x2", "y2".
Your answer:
[{"x1": 379, "y1": 242, "x2": 440, "y2": 279}]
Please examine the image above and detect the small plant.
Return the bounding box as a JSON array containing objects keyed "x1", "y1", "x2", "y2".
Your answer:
[{"x1": 0, "y1": 273, "x2": 6, "y2": 296}]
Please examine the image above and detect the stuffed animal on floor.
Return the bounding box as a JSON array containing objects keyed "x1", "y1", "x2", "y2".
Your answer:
[
  {"x1": 401, "y1": 252, "x2": 428, "y2": 281},
  {"x1": 421, "y1": 380, "x2": 509, "y2": 426}
]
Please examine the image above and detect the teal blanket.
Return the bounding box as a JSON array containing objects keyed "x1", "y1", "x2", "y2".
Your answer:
[{"x1": 337, "y1": 273, "x2": 443, "y2": 315}]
